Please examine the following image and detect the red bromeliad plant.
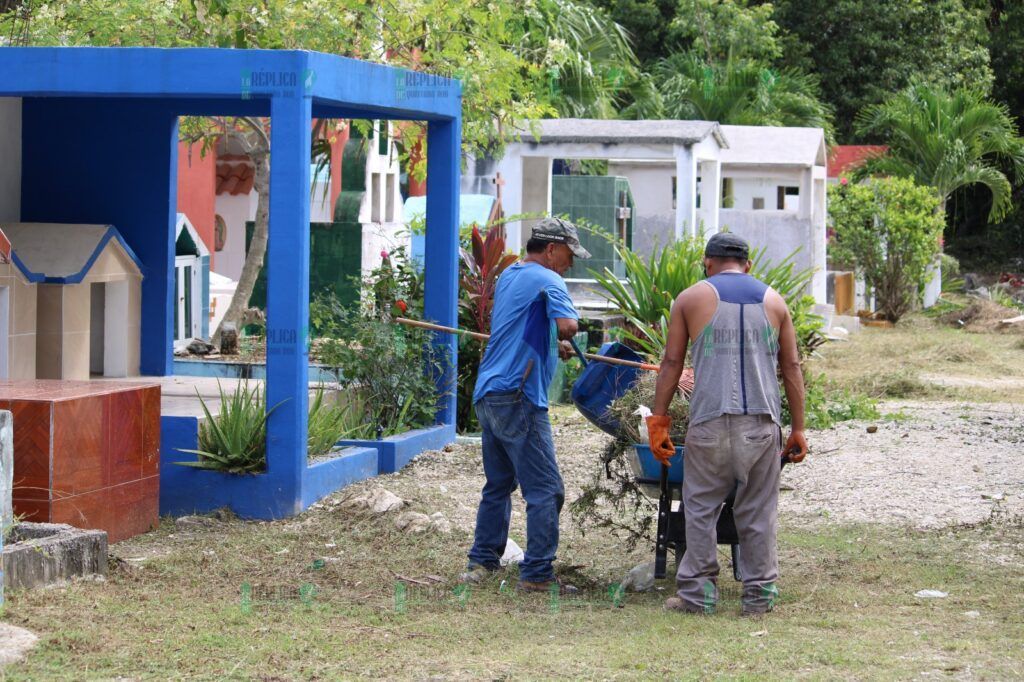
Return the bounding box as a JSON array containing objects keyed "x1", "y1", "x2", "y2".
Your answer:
[
  {"x1": 459, "y1": 224, "x2": 518, "y2": 334},
  {"x1": 456, "y1": 223, "x2": 518, "y2": 431}
]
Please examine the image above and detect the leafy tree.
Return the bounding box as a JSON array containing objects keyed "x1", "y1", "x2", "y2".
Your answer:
[
  {"x1": 773, "y1": 0, "x2": 993, "y2": 140},
  {"x1": 989, "y1": 0, "x2": 1024, "y2": 126},
  {"x1": 586, "y1": 0, "x2": 676, "y2": 66},
  {"x1": 519, "y1": 0, "x2": 659, "y2": 119},
  {"x1": 855, "y1": 83, "x2": 1024, "y2": 223},
  {"x1": 656, "y1": 53, "x2": 832, "y2": 136},
  {"x1": 667, "y1": 0, "x2": 781, "y2": 65},
  {"x1": 829, "y1": 177, "x2": 945, "y2": 322}
]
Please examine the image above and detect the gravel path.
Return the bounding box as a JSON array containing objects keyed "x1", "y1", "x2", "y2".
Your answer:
[
  {"x1": 368, "y1": 400, "x2": 1023, "y2": 538},
  {"x1": 779, "y1": 400, "x2": 1024, "y2": 529}
]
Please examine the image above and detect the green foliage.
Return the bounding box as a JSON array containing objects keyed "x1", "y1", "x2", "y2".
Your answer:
[
  {"x1": 990, "y1": 1, "x2": 1024, "y2": 126},
  {"x1": 795, "y1": 373, "x2": 880, "y2": 430},
  {"x1": 591, "y1": 236, "x2": 705, "y2": 326},
  {"x1": 317, "y1": 315, "x2": 443, "y2": 438},
  {"x1": 856, "y1": 82, "x2": 1024, "y2": 223},
  {"x1": 656, "y1": 53, "x2": 833, "y2": 137},
  {"x1": 591, "y1": 235, "x2": 824, "y2": 359},
  {"x1": 829, "y1": 177, "x2": 945, "y2": 322},
  {"x1": 668, "y1": 0, "x2": 782, "y2": 65},
  {"x1": 773, "y1": 0, "x2": 994, "y2": 140},
  {"x1": 176, "y1": 381, "x2": 284, "y2": 474},
  {"x1": 522, "y1": 0, "x2": 659, "y2": 119},
  {"x1": 456, "y1": 224, "x2": 518, "y2": 432},
  {"x1": 306, "y1": 387, "x2": 364, "y2": 458},
  {"x1": 1, "y1": 0, "x2": 549, "y2": 162}
]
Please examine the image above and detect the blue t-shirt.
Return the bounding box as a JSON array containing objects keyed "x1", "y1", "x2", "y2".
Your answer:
[{"x1": 473, "y1": 261, "x2": 579, "y2": 408}]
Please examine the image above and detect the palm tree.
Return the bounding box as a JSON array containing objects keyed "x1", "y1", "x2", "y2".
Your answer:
[
  {"x1": 855, "y1": 83, "x2": 1024, "y2": 222},
  {"x1": 519, "y1": 0, "x2": 661, "y2": 119},
  {"x1": 655, "y1": 53, "x2": 833, "y2": 137}
]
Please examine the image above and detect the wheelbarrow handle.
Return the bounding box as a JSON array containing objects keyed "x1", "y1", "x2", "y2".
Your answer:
[{"x1": 569, "y1": 338, "x2": 588, "y2": 365}]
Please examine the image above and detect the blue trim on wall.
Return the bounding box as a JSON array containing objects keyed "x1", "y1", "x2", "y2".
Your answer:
[
  {"x1": 9, "y1": 251, "x2": 42, "y2": 283},
  {"x1": 15, "y1": 226, "x2": 147, "y2": 284},
  {"x1": 160, "y1": 414, "x2": 378, "y2": 518},
  {"x1": 337, "y1": 423, "x2": 456, "y2": 474},
  {"x1": 171, "y1": 359, "x2": 339, "y2": 383},
  {"x1": 13, "y1": 46, "x2": 461, "y2": 520}
]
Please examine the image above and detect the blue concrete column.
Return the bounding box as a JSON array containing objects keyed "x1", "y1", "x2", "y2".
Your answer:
[
  {"x1": 265, "y1": 93, "x2": 312, "y2": 508},
  {"x1": 423, "y1": 120, "x2": 461, "y2": 426}
]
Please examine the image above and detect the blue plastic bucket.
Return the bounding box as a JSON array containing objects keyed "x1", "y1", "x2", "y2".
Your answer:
[
  {"x1": 634, "y1": 444, "x2": 684, "y2": 483},
  {"x1": 570, "y1": 341, "x2": 644, "y2": 436}
]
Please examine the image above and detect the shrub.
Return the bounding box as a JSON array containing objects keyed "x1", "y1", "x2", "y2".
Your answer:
[
  {"x1": 829, "y1": 177, "x2": 944, "y2": 322},
  {"x1": 307, "y1": 387, "x2": 366, "y2": 457},
  {"x1": 318, "y1": 315, "x2": 445, "y2": 438},
  {"x1": 456, "y1": 224, "x2": 518, "y2": 431}
]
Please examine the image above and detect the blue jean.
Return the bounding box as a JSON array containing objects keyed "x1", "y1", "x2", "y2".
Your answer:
[{"x1": 467, "y1": 390, "x2": 564, "y2": 582}]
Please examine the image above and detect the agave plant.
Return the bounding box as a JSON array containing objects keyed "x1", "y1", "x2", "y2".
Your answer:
[{"x1": 176, "y1": 380, "x2": 285, "y2": 474}]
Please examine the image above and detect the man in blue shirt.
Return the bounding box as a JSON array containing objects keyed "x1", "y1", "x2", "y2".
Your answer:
[{"x1": 462, "y1": 217, "x2": 589, "y2": 594}]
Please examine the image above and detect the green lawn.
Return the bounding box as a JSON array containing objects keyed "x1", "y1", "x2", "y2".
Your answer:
[{"x1": 3, "y1": 509, "x2": 1022, "y2": 679}]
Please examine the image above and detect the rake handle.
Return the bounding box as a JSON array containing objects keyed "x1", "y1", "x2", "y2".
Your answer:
[{"x1": 394, "y1": 317, "x2": 661, "y2": 373}]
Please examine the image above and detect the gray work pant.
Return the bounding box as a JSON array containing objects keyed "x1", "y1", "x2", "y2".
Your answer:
[{"x1": 676, "y1": 414, "x2": 781, "y2": 613}]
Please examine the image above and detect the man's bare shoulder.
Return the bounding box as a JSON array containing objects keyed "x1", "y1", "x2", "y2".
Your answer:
[{"x1": 676, "y1": 280, "x2": 714, "y2": 303}]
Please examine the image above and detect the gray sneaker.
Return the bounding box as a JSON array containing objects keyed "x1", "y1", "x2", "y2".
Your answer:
[{"x1": 458, "y1": 564, "x2": 501, "y2": 584}]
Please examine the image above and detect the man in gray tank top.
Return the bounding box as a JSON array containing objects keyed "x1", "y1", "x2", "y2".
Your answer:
[{"x1": 646, "y1": 232, "x2": 808, "y2": 616}]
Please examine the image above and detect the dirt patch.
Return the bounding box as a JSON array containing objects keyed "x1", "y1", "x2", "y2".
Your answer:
[{"x1": 940, "y1": 298, "x2": 1023, "y2": 333}]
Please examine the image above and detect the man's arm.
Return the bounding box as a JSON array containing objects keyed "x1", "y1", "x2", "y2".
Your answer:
[
  {"x1": 652, "y1": 293, "x2": 690, "y2": 416},
  {"x1": 554, "y1": 317, "x2": 579, "y2": 341},
  {"x1": 776, "y1": 299, "x2": 808, "y2": 461}
]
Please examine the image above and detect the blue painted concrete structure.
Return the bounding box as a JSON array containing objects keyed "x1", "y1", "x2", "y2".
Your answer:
[{"x1": 1, "y1": 47, "x2": 461, "y2": 518}]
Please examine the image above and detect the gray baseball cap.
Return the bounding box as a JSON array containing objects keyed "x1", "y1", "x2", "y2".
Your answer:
[
  {"x1": 531, "y1": 217, "x2": 592, "y2": 259},
  {"x1": 705, "y1": 232, "x2": 750, "y2": 260}
]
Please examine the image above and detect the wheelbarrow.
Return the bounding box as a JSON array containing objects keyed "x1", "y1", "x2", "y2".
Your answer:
[{"x1": 570, "y1": 341, "x2": 744, "y2": 581}]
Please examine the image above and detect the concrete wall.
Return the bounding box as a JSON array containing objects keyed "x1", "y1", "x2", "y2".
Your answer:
[
  {"x1": 719, "y1": 208, "x2": 820, "y2": 294},
  {"x1": 607, "y1": 161, "x2": 675, "y2": 256},
  {"x1": 726, "y1": 170, "x2": 804, "y2": 212},
  {"x1": 213, "y1": 191, "x2": 257, "y2": 281},
  {"x1": 0, "y1": 98, "x2": 20, "y2": 223}
]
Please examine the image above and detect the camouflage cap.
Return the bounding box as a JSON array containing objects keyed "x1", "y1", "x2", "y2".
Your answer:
[{"x1": 531, "y1": 217, "x2": 592, "y2": 259}]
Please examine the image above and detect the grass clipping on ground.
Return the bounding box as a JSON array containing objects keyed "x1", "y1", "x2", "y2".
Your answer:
[{"x1": 570, "y1": 372, "x2": 691, "y2": 548}]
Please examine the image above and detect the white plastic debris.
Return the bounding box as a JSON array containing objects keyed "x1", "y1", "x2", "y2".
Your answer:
[
  {"x1": 620, "y1": 561, "x2": 656, "y2": 593},
  {"x1": 915, "y1": 589, "x2": 948, "y2": 599},
  {"x1": 500, "y1": 538, "x2": 525, "y2": 566},
  {"x1": 634, "y1": 406, "x2": 652, "y2": 444}
]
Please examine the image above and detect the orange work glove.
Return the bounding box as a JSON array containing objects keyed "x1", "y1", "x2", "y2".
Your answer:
[
  {"x1": 646, "y1": 415, "x2": 675, "y2": 465},
  {"x1": 783, "y1": 429, "x2": 808, "y2": 463}
]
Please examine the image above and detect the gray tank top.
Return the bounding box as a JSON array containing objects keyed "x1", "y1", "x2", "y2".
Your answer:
[{"x1": 688, "y1": 273, "x2": 782, "y2": 426}]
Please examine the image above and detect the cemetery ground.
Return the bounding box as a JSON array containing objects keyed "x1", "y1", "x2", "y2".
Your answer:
[{"x1": 3, "y1": 311, "x2": 1024, "y2": 680}]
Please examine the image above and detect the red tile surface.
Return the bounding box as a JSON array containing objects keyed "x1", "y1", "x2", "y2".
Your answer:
[
  {"x1": 0, "y1": 379, "x2": 160, "y2": 401},
  {"x1": 52, "y1": 476, "x2": 159, "y2": 543},
  {"x1": 106, "y1": 390, "x2": 144, "y2": 483},
  {"x1": 6, "y1": 381, "x2": 161, "y2": 542},
  {"x1": 10, "y1": 400, "x2": 51, "y2": 501},
  {"x1": 12, "y1": 497, "x2": 50, "y2": 522},
  {"x1": 140, "y1": 386, "x2": 161, "y2": 477},
  {"x1": 52, "y1": 396, "x2": 105, "y2": 496}
]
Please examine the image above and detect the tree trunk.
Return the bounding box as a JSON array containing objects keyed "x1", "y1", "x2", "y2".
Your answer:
[{"x1": 212, "y1": 149, "x2": 270, "y2": 347}]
